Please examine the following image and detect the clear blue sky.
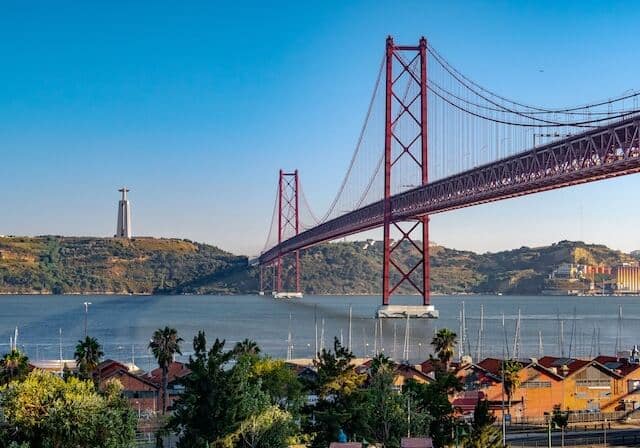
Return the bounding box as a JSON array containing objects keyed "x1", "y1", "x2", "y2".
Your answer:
[{"x1": 1, "y1": 1, "x2": 639, "y2": 256}]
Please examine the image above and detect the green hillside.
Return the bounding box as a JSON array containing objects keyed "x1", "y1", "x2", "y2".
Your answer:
[
  {"x1": 0, "y1": 236, "x2": 250, "y2": 294},
  {"x1": 0, "y1": 236, "x2": 634, "y2": 295}
]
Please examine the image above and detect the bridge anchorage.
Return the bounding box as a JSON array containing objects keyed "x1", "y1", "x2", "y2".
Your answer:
[{"x1": 259, "y1": 35, "x2": 640, "y2": 316}]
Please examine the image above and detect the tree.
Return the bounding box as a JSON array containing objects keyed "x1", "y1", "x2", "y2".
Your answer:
[
  {"x1": 0, "y1": 370, "x2": 136, "y2": 447},
  {"x1": 361, "y1": 363, "x2": 431, "y2": 448},
  {"x1": 149, "y1": 326, "x2": 183, "y2": 414},
  {"x1": 552, "y1": 407, "x2": 570, "y2": 448},
  {"x1": 74, "y1": 336, "x2": 104, "y2": 381},
  {"x1": 500, "y1": 360, "x2": 522, "y2": 413},
  {"x1": 252, "y1": 357, "x2": 303, "y2": 413},
  {"x1": 170, "y1": 332, "x2": 299, "y2": 448},
  {"x1": 0, "y1": 349, "x2": 29, "y2": 385},
  {"x1": 431, "y1": 329, "x2": 457, "y2": 371},
  {"x1": 369, "y1": 352, "x2": 394, "y2": 376},
  {"x1": 463, "y1": 400, "x2": 501, "y2": 448},
  {"x1": 305, "y1": 338, "x2": 367, "y2": 448},
  {"x1": 234, "y1": 338, "x2": 261, "y2": 356},
  {"x1": 313, "y1": 338, "x2": 365, "y2": 399},
  {"x1": 170, "y1": 332, "x2": 235, "y2": 447},
  {"x1": 405, "y1": 372, "x2": 462, "y2": 448},
  {"x1": 225, "y1": 405, "x2": 296, "y2": 448}
]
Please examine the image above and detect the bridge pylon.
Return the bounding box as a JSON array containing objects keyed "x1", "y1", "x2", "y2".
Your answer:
[
  {"x1": 267, "y1": 169, "x2": 302, "y2": 299},
  {"x1": 379, "y1": 36, "x2": 437, "y2": 318}
]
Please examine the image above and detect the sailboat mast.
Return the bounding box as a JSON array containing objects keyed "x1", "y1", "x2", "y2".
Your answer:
[
  {"x1": 476, "y1": 304, "x2": 484, "y2": 362},
  {"x1": 348, "y1": 304, "x2": 353, "y2": 352},
  {"x1": 538, "y1": 330, "x2": 544, "y2": 358}
]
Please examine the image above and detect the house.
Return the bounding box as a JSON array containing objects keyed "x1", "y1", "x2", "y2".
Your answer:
[
  {"x1": 145, "y1": 361, "x2": 191, "y2": 409},
  {"x1": 358, "y1": 360, "x2": 431, "y2": 391},
  {"x1": 96, "y1": 360, "x2": 160, "y2": 413},
  {"x1": 537, "y1": 356, "x2": 621, "y2": 413},
  {"x1": 392, "y1": 363, "x2": 432, "y2": 388},
  {"x1": 595, "y1": 353, "x2": 640, "y2": 412},
  {"x1": 456, "y1": 358, "x2": 565, "y2": 420}
]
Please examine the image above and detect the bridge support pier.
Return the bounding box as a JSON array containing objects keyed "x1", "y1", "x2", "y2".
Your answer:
[{"x1": 380, "y1": 36, "x2": 436, "y2": 318}]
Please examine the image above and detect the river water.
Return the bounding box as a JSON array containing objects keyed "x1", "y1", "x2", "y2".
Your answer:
[{"x1": 1, "y1": 294, "x2": 639, "y2": 368}]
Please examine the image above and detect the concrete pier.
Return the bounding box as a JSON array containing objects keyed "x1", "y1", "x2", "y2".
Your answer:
[{"x1": 376, "y1": 305, "x2": 438, "y2": 319}]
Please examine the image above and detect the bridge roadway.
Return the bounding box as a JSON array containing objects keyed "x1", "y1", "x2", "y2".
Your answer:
[{"x1": 260, "y1": 116, "x2": 640, "y2": 265}]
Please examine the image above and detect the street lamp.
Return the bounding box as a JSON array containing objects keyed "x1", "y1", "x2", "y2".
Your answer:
[{"x1": 83, "y1": 302, "x2": 92, "y2": 337}]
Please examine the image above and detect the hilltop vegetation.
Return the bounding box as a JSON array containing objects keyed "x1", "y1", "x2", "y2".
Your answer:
[
  {"x1": 295, "y1": 239, "x2": 634, "y2": 295},
  {"x1": 0, "y1": 236, "x2": 250, "y2": 294},
  {"x1": 0, "y1": 236, "x2": 634, "y2": 295}
]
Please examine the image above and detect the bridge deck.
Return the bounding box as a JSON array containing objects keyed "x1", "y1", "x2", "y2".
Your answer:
[{"x1": 260, "y1": 116, "x2": 640, "y2": 265}]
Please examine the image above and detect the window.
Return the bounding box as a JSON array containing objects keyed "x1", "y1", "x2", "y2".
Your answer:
[
  {"x1": 628, "y1": 380, "x2": 640, "y2": 393},
  {"x1": 521, "y1": 381, "x2": 552, "y2": 389},
  {"x1": 124, "y1": 390, "x2": 157, "y2": 399},
  {"x1": 576, "y1": 380, "x2": 610, "y2": 387}
]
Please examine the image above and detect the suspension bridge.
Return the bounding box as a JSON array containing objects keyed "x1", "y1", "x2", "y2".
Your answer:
[{"x1": 258, "y1": 36, "x2": 640, "y2": 317}]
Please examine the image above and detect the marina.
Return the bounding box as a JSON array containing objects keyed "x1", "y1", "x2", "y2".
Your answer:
[{"x1": 2, "y1": 294, "x2": 640, "y2": 365}]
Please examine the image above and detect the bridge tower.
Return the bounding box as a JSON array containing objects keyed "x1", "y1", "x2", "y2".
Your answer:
[
  {"x1": 271, "y1": 169, "x2": 302, "y2": 298},
  {"x1": 379, "y1": 36, "x2": 436, "y2": 318}
]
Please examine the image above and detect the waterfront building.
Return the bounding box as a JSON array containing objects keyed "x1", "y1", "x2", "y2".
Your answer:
[
  {"x1": 536, "y1": 357, "x2": 620, "y2": 413},
  {"x1": 471, "y1": 358, "x2": 565, "y2": 420},
  {"x1": 444, "y1": 353, "x2": 640, "y2": 420},
  {"x1": 551, "y1": 263, "x2": 579, "y2": 280},
  {"x1": 145, "y1": 361, "x2": 191, "y2": 409},
  {"x1": 585, "y1": 265, "x2": 612, "y2": 276},
  {"x1": 116, "y1": 187, "x2": 132, "y2": 239},
  {"x1": 612, "y1": 265, "x2": 640, "y2": 293},
  {"x1": 595, "y1": 353, "x2": 640, "y2": 411},
  {"x1": 97, "y1": 360, "x2": 160, "y2": 413}
]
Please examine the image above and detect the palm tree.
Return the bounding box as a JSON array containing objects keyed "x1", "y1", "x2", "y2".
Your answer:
[
  {"x1": 149, "y1": 327, "x2": 183, "y2": 414},
  {"x1": 500, "y1": 359, "x2": 522, "y2": 413},
  {"x1": 431, "y1": 328, "x2": 458, "y2": 371},
  {"x1": 233, "y1": 338, "x2": 261, "y2": 356},
  {"x1": 369, "y1": 352, "x2": 394, "y2": 376},
  {"x1": 74, "y1": 336, "x2": 104, "y2": 381},
  {"x1": 0, "y1": 349, "x2": 29, "y2": 385}
]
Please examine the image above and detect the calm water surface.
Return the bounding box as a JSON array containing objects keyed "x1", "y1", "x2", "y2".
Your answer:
[{"x1": 1, "y1": 294, "x2": 639, "y2": 368}]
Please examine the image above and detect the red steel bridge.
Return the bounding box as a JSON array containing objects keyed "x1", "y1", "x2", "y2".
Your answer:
[{"x1": 258, "y1": 36, "x2": 640, "y2": 311}]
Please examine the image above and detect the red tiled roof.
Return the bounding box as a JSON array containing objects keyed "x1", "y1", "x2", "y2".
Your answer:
[
  {"x1": 148, "y1": 361, "x2": 191, "y2": 385},
  {"x1": 476, "y1": 358, "x2": 501, "y2": 376},
  {"x1": 452, "y1": 391, "x2": 486, "y2": 412},
  {"x1": 96, "y1": 359, "x2": 129, "y2": 377},
  {"x1": 594, "y1": 356, "x2": 640, "y2": 377},
  {"x1": 101, "y1": 368, "x2": 160, "y2": 390},
  {"x1": 401, "y1": 437, "x2": 433, "y2": 448},
  {"x1": 537, "y1": 356, "x2": 591, "y2": 377}
]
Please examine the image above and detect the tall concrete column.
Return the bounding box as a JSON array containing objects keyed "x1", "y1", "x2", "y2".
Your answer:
[{"x1": 116, "y1": 187, "x2": 132, "y2": 239}]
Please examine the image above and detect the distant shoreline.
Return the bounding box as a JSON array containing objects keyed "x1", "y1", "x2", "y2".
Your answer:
[{"x1": 0, "y1": 291, "x2": 637, "y2": 297}]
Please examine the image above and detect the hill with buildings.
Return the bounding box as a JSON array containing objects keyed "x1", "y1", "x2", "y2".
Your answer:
[{"x1": 0, "y1": 236, "x2": 635, "y2": 295}]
